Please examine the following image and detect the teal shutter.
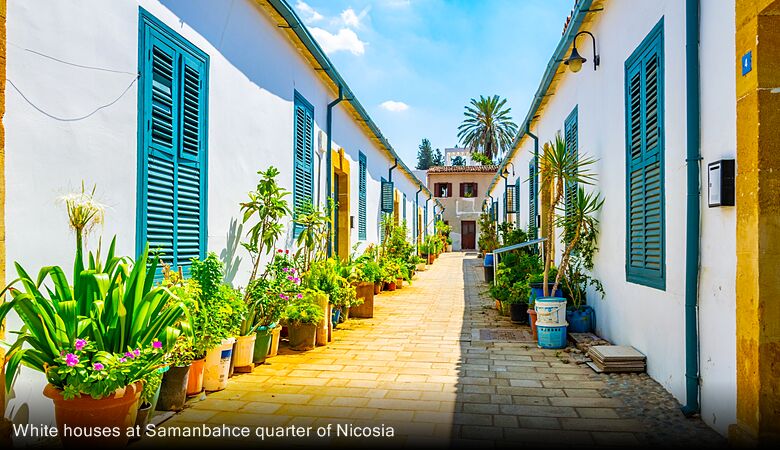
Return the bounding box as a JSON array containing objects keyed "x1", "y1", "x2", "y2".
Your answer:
[
  {"x1": 515, "y1": 178, "x2": 521, "y2": 224},
  {"x1": 293, "y1": 92, "x2": 314, "y2": 238},
  {"x1": 424, "y1": 204, "x2": 428, "y2": 237},
  {"x1": 506, "y1": 184, "x2": 516, "y2": 215},
  {"x1": 403, "y1": 193, "x2": 407, "y2": 222},
  {"x1": 138, "y1": 11, "x2": 208, "y2": 272},
  {"x1": 381, "y1": 180, "x2": 394, "y2": 213},
  {"x1": 529, "y1": 159, "x2": 537, "y2": 239},
  {"x1": 564, "y1": 106, "x2": 578, "y2": 241},
  {"x1": 358, "y1": 152, "x2": 367, "y2": 240},
  {"x1": 625, "y1": 20, "x2": 665, "y2": 289}
]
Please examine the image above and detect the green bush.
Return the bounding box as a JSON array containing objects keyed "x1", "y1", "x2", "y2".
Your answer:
[{"x1": 282, "y1": 290, "x2": 325, "y2": 325}]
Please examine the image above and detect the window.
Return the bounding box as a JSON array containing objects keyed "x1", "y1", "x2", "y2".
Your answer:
[
  {"x1": 459, "y1": 182, "x2": 478, "y2": 198},
  {"x1": 293, "y1": 91, "x2": 315, "y2": 237},
  {"x1": 358, "y1": 152, "x2": 367, "y2": 240},
  {"x1": 434, "y1": 182, "x2": 452, "y2": 198},
  {"x1": 625, "y1": 19, "x2": 665, "y2": 290},
  {"x1": 564, "y1": 106, "x2": 578, "y2": 237},
  {"x1": 137, "y1": 10, "x2": 209, "y2": 272},
  {"x1": 529, "y1": 158, "x2": 538, "y2": 239}
]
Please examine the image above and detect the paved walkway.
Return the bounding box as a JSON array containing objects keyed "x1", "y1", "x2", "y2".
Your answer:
[{"x1": 151, "y1": 252, "x2": 725, "y2": 448}]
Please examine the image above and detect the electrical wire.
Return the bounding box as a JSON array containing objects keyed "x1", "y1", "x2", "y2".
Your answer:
[
  {"x1": 8, "y1": 42, "x2": 138, "y2": 75},
  {"x1": 6, "y1": 75, "x2": 139, "y2": 122}
]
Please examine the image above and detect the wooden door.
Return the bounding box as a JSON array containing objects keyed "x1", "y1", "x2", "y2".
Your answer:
[{"x1": 461, "y1": 220, "x2": 476, "y2": 250}]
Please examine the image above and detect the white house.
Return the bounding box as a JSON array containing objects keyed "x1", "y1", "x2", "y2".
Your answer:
[
  {"x1": 487, "y1": 0, "x2": 738, "y2": 436},
  {"x1": 1, "y1": 0, "x2": 432, "y2": 428}
]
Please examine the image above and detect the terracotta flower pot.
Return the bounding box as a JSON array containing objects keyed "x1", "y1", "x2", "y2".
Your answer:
[
  {"x1": 373, "y1": 282, "x2": 382, "y2": 295},
  {"x1": 528, "y1": 308, "x2": 538, "y2": 340},
  {"x1": 396, "y1": 278, "x2": 404, "y2": 289},
  {"x1": 350, "y1": 282, "x2": 374, "y2": 318},
  {"x1": 386, "y1": 281, "x2": 396, "y2": 291},
  {"x1": 186, "y1": 357, "x2": 206, "y2": 396},
  {"x1": 43, "y1": 381, "x2": 142, "y2": 447}
]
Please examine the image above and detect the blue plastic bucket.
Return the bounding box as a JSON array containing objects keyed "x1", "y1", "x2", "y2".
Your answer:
[
  {"x1": 566, "y1": 306, "x2": 595, "y2": 333},
  {"x1": 529, "y1": 284, "x2": 563, "y2": 303},
  {"x1": 483, "y1": 253, "x2": 494, "y2": 267},
  {"x1": 537, "y1": 324, "x2": 568, "y2": 349}
]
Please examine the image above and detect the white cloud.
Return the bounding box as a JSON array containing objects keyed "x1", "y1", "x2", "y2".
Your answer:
[
  {"x1": 380, "y1": 100, "x2": 410, "y2": 112},
  {"x1": 295, "y1": 1, "x2": 324, "y2": 24},
  {"x1": 310, "y1": 27, "x2": 367, "y2": 55},
  {"x1": 339, "y1": 8, "x2": 368, "y2": 29}
]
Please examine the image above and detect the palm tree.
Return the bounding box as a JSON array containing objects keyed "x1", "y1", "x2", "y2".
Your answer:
[{"x1": 457, "y1": 95, "x2": 519, "y2": 162}]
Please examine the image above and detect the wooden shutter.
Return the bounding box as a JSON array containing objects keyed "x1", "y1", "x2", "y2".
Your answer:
[
  {"x1": 140, "y1": 16, "x2": 208, "y2": 271},
  {"x1": 358, "y1": 152, "x2": 367, "y2": 240},
  {"x1": 293, "y1": 92, "x2": 314, "y2": 237},
  {"x1": 176, "y1": 54, "x2": 206, "y2": 268},
  {"x1": 472, "y1": 183, "x2": 478, "y2": 198},
  {"x1": 528, "y1": 159, "x2": 537, "y2": 239},
  {"x1": 564, "y1": 107, "x2": 578, "y2": 242},
  {"x1": 459, "y1": 183, "x2": 465, "y2": 197},
  {"x1": 447, "y1": 183, "x2": 453, "y2": 198},
  {"x1": 626, "y1": 21, "x2": 665, "y2": 289},
  {"x1": 515, "y1": 178, "x2": 521, "y2": 224},
  {"x1": 381, "y1": 180, "x2": 394, "y2": 213}
]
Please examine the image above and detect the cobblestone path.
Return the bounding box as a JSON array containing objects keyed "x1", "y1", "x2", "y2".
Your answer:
[{"x1": 150, "y1": 252, "x2": 725, "y2": 448}]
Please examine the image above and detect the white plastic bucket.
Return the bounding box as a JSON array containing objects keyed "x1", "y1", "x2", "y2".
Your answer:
[
  {"x1": 534, "y1": 297, "x2": 568, "y2": 327},
  {"x1": 232, "y1": 334, "x2": 257, "y2": 368},
  {"x1": 204, "y1": 337, "x2": 235, "y2": 391}
]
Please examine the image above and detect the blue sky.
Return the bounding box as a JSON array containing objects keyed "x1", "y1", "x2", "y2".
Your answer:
[{"x1": 293, "y1": 0, "x2": 574, "y2": 165}]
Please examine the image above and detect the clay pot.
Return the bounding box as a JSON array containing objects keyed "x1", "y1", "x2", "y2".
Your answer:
[
  {"x1": 528, "y1": 308, "x2": 538, "y2": 340},
  {"x1": 287, "y1": 323, "x2": 317, "y2": 350},
  {"x1": 350, "y1": 282, "x2": 375, "y2": 319},
  {"x1": 373, "y1": 282, "x2": 382, "y2": 295},
  {"x1": 396, "y1": 278, "x2": 404, "y2": 289},
  {"x1": 43, "y1": 381, "x2": 142, "y2": 447},
  {"x1": 186, "y1": 357, "x2": 205, "y2": 396}
]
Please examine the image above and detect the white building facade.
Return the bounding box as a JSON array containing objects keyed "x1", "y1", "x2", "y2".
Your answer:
[
  {"x1": 2, "y1": 0, "x2": 431, "y2": 426},
  {"x1": 488, "y1": 0, "x2": 736, "y2": 435}
]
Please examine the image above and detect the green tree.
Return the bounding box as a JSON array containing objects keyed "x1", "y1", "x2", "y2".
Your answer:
[
  {"x1": 452, "y1": 156, "x2": 466, "y2": 166},
  {"x1": 457, "y1": 95, "x2": 519, "y2": 161},
  {"x1": 432, "y1": 148, "x2": 445, "y2": 166},
  {"x1": 416, "y1": 138, "x2": 434, "y2": 170},
  {"x1": 470, "y1": 152, "x2": 493, "y2": 166}
]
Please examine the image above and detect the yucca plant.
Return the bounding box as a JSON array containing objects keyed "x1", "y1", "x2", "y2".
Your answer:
[
  {"x1": 0, "y1": 242, "x2": 190, "y2": 398},
  {"x1": 538, "y1": 132, "x2": 597, "y2": 297}
]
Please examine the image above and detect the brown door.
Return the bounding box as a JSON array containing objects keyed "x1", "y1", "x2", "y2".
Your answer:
[{"x1": 461, "y1": 221, "x2": 476, "y2": 250}]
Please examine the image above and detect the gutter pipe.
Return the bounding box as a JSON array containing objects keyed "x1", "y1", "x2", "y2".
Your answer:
[
  {"x1": 415, "y1": 186, "x2": 422, "y2": 250},
  {"x1": 424, "y1": 195, "x2": 431, "y2": 237},
  {"x1": 326, "y1": 84, "x2": 344, "y2": 258},
  {"x1": 682, "y1": 0, "x2": 701, "y2": 417},
  {"x1": 388, "y1": 159, "x2": 398, "y2": 182},
  {"x1": 500, "y1": 170, "x2": 509, "y2": 223}
]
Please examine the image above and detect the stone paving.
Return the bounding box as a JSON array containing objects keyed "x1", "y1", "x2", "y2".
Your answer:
[{"x1": 150, "y1": 252, "x2": 726, "y2": 448}]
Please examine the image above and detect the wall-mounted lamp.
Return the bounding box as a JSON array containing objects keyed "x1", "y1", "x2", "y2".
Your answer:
[
  {"x1": 505, "y1": 162, "x2": 515, "y2": 177},
  {"x1": 564, "y1": 31, "x2": 600, "y2": 73}
]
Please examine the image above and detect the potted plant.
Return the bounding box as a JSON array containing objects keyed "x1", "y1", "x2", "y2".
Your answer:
[
  {"x1": 134, "y1": 368, "x2": 163, "y2": 436},
  {"x1": 191, "y1": 253, "x2": 245, "y2": 392},
  {"x1": 380, "y1": 259, "x2": 402, "y2": 291},
  {"x1": 281, "y1": 290, "x2": 325, "y2": 350}
]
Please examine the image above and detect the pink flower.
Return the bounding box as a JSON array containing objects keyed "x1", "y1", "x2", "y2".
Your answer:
[
  {"x1": 125, "y1": 352, "x2": 134, "y2": 359},
  {"x1": 65, "y1": 353, "x2": 79, "y2": 367},
  {"x1": 297, "y1": 294, "x2": 303, "y2": 299},
  {"x1": 133, "y1": 349, "x2": 141, "y2": 357},
  {"x1": 92, "y1": 363, "x2": 104, "y2": 371},
  {"x1": 74, "y1": 339, "x2": 87, "y2": 351},
  {"x1": 118, "y1": 357, "x2": 127, "y2": 363},
  {"x1": 152, "y1": 340, "x2": 163, "y2": 349},
  {"x1": 287, "y1": 276, "x2": 294, "y2": 281},
  {"x1": 293, "y1": 277, "x2": 300, "y2": 283}
]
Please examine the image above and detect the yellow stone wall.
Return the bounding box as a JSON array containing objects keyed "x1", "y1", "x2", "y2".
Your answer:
[{"x1": 732, "y1": 0, "x2": 780, "y2": 444}]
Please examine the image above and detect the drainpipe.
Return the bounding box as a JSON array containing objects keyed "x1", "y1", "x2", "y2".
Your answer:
[
  {"x1": 326, "y1": 84, "x2": 344, "y2": 258},
  {"x1": 415, "y1": 185, "x2": 422, "y2": 250},
  {"x1": 388, "y1": 159, "x2": 398, "y2": 183},
  {"x1": 500, "y1": 169, "x2": 509, "y2": 223},
  {"x1": 682, "y1": 0, "x2": 701, "y2": 417},
  {"x1": 424, "y1": 195, "x2": 431, "y2": 237},
  {"x1": 488, "y1": 194, "x2": 495, "y2": 221}
]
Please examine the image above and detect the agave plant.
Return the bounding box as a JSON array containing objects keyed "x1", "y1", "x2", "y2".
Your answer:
[{"x1": 0, "y1": 240, "x2": 191, "y2": 394}]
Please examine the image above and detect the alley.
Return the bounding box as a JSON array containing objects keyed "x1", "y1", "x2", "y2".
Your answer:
[{"x1": 154, "y1": 253, "x2": 724, "y2": 448}]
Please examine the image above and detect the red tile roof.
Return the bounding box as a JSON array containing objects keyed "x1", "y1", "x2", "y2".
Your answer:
[{"x1": 427, "y1": 165, "x2": 499, "y2": 174}]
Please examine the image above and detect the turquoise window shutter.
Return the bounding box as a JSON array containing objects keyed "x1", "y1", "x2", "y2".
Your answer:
[
  {"x1": 564, "y1": 106, "x2": 578, "y2": 242},
  {"x1": 381, "y1": 180, "x2": 394, "y2": 213},
  {"x1": 138, "y1": 10, "x2": 208, "y2": 272},
  {"x1": 515, "y1": 178, "x2": 521, "y2": 224},
  {"x1": 293, "y1": 91, "x2": 315, "y2": 238},
  {"x1": 358, "y1": 152, "x2": 367, "y2": 240},
  {"x1": 625, "y1": 19, "x2": 665, "y2": 290},
  {"x1": 403, "y1": 193, "x2": 407, "y2": 222},
  {"x1": 506, "y1": 184, "x2": 516, "y2": 215}
]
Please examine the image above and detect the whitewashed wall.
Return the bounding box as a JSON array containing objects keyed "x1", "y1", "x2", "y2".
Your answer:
[
  {"x1": 3, "y1": 0, "x2": 426, "y2": 431},
  {"x1": 493, "y1": 0, "x2": 736, "y2": 435}
]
